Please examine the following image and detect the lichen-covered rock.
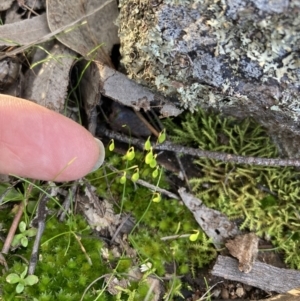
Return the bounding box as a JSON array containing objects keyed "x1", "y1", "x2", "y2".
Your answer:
[{"x1": 118, "y1": 0, "x2": 300, "y2": 157}]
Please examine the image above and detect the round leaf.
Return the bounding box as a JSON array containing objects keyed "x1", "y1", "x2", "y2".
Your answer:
[
  {"x1": 16, "y1": 283, "x2": 24, "y2": 294},
  {"x1": 11, "y1": 234, "x2": 22, "y2": 247},
  {"x1": 25, "y1": 275, "x2": 39, "y2": 286},
  {"x1": 6, "y1": 273, "x2": 21, "y2": 284},
  {"x1": 20, "y1": 267, "x2": 28, "y2": 279},
  {"x1": 19, "y1": 221, "x2": 26, "y2": 232},
  {"x1": 21, "y1": 236, "x2": 28, "y2": 247},
  {"x1": 26, "y1": 228, "x2": 38, "y2": 237}
]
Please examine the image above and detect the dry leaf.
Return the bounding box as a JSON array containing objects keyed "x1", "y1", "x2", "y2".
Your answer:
[
  {"x1": 97, "y1": 63, "x2": 183, "y2": 117},
  {"x1": 46, "y1": 0, "x2": 119, "y2": 64},
  {"x1": 80, "y1": 185, "x2": 121, "y2": 237},
  {"x1": 24, "y1": 42, "x2": 76, "y2": 113},
  {"x1": 225, "y1": 233, "x2": 259, "y2": 273},
  {"x1": 0, "y1": 14, "x2": 49, "y2": 46},
  {"x1": 77, "y1": 60, "x2": 101, "y2": 135}
]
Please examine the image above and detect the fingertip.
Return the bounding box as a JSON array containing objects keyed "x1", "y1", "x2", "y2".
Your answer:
[
  {"x1": 89, "y1": 138, "x2": 105, "y2": 173},
  {"x1": 0, "y1": 94, "x2": 105, "y2": 181}
]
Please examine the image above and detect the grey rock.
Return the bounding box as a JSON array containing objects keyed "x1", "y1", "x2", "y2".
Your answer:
[{"x1": 118, "y1": 0, "x2": 300, "y2": 157}]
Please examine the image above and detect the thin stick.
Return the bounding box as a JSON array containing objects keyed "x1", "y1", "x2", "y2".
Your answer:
[
  {"x1": 175, "y1": 154, "x2": 192, "y2": 191},
  {"x1": 110, "y1": 214, "x2": 132, "y2": 244},
  {"x1": 1, "y1": 202, "x2": 24, "y2": 254},
  {"x1": 1, "y1": 182, "x2": 33, "y2": 254},
  {"x1": 160, "y1": 234, "x2": 190, "y2": 241},
  {"x1": 58, "y1": 182, "x2": 78, "y2": 222},
  {"x1": 134, "y1": 110, "x2": 160, "y2": 137},
  {"x1": 28, "y1": 193, "x2": 49, "y2": 275},
  {"x1": 106, "y1": 163, "x2": 180, "y2": 200},
  {"x1": 98, "y1": 126, "x2": 300, "y2": 168}
]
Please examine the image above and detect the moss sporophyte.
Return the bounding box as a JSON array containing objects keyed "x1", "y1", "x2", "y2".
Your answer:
[{"x1": 2, "y1": 107, "x2": 300, "y2": 299}]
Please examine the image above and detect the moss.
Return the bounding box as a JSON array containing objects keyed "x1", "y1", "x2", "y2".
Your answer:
[
  {"x1": 0, "y1": 212, "x2": 112, "y2": 300},
  {"x1": 88, "y1": 145, "x2": 217, "y2": 278},
  {"x1": 164, "y1": 109, "x2": 300, "y2": 269}
]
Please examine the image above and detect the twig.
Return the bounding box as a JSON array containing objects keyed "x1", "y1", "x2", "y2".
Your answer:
[
  {"x1": 106, "y1": 163, "x2": 180, "y2": 200},
  {"x1": 110, "y1": 214, "x2": 132, "y2": 244},
  {"x1": 175, "y1": 154, "x2": 192, "y2": 191},
  {"x1": 199, "y1": 281, "x2": 224, "y2": 301},
  {"x1": 1, "y1": 202, "x2": 24, "y2": 255},
  {"x1": 74, "y1": 233, "x2": 92, "y2": 265},
  {"x1": 21, "y1": 2, "x2": 39, "y2": 17},
  {"x1": 28, "y1": 193, "x2": 49, "y2": 275},
  {"x1": 1, "y1": 182, "x2": 32, "y2": 269},
  {"x1": 149, "y1": 109, "x2": 165, "y2": 131},
  {"x1": 58, "y1": 182, "x2": 78, "y2": 222},
  {"x1": 134, "y1": 110, "x2": 160, "y2": 137},
  {"x1": 212, "y1": 255, "x2": 300, "y2": 293},
  {"x1": 97, "y1": 126, "x2": 300, "y2": 168},
  {"x1": 1, "y1": 181, "x2": 33, "y2": 254},
  {"x1": 160, "y1": 234, "x2": 190, "y2": 241}
]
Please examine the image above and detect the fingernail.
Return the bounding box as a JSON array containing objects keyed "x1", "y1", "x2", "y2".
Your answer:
[{"x1": 90, "y1": 138, "x2": 105, "y2": 172}]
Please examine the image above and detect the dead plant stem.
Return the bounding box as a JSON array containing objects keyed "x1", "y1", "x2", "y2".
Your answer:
[
  {"x1": 98, "y1": 126, "x2": 300, "y2": 168},
  {"x1": 106, "y1": 163, "x2": 179, "y2": 200}
]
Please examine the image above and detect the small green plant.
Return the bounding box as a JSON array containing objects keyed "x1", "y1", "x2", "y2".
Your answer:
[
  {"x1": 113, "y1": 272, "x2": 154, "y2": 301},
  {"x1": 89, "y1": 131, "x2": 217, "y2": 285},
  {"x1": 164, "y1": 109, "x2": 300, "y2": 269},
  {"x1": 163, "y1": 277, "x2": 184, "y2": 300},
  {"x1": 0, "y1": 209, "x2": 111, "y2": 300},
  {"x1": 6, "y1": 266, "x2": 38, "y2": 293},
  {"x1": 11, "y1": 221, "x2": 37, "y2": 248}
]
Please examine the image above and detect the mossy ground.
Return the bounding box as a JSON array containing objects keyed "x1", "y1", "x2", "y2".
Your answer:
[
  {"x1": 165, "y1": 109, "x2": 300, "y2": 269},
  {"x1": 0, "y1": 209, "x2": 112, "y2": 301},
  {"x1": 89, "y1": 149, "x2": 217, "y2": 278},
  {"x1": 0, "y1": 146, "x2": 217, "y2": 300},
  {"x1": 1, "y1": 108, "x2": 300, "y2": 300}
]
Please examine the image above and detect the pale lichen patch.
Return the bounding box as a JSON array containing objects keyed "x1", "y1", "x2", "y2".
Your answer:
[{"x1": 118, "y1": 0, "x2": 300, "y2": 156}]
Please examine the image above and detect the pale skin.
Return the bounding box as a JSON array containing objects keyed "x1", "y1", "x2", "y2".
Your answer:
[{"x1": 0, "y1": 94, "x2": 104, "y2": 181}]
